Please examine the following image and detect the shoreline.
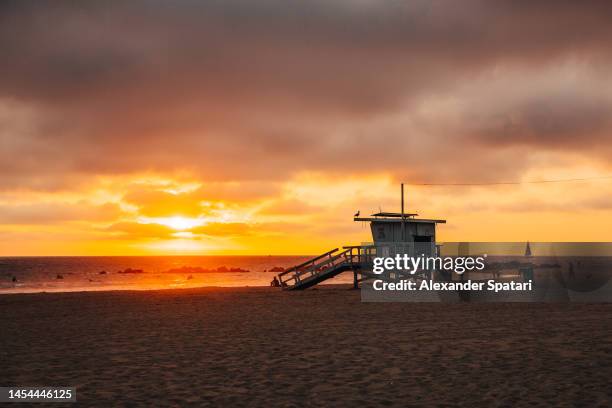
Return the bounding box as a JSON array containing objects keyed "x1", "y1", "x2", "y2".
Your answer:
[
  {"x1": 0, "y1": 284, "x2": 270, "y2": 296},
  {"x1": 0, "y1": 283, "x2": 354, "y2": 296}
]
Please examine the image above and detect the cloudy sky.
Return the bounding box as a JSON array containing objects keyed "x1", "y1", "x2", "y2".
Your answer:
[{"x1": 2, "y1": 0, "x2": 612, "y2": 255}]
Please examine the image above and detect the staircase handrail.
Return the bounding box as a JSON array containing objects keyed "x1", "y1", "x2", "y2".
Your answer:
[
  {"x1": 279, "y1": 249, "x2": 351, "y2": 288},
  {"x1": 278, "y1": 248, "x2": 339, "y2": 277},
  {"x1": 300, "y1": 249, "x2": 349, "y2": 276}
]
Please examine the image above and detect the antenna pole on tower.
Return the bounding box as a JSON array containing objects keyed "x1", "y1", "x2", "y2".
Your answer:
[{"x1": 401, "y1": 183, "x2": 406, "y2": 241}]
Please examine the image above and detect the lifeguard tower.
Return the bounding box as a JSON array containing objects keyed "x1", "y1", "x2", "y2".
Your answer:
[
  {"x1": 277, "y1": 185, "x2": 446, "y2": 290},
  {"x1": 355, "y1": 211, "x2": 445, "y2": 255}
]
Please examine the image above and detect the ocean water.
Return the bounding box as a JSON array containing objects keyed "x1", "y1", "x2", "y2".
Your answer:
[
  {"x1": 4, "y1": 255, "x2": 610, "y2": 295},
  {"x1": 0, "y1": 256, "x2": 354, "y2": 294}
]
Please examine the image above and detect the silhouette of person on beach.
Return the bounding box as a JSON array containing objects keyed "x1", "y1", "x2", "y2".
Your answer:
[{"x1": 270, "y1": 276, "x2": 280, "y2": 287}]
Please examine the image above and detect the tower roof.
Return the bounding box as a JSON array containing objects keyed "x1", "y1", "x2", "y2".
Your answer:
[{"x1": 354, "y1": 213, "x2": 446, "y2": 224}]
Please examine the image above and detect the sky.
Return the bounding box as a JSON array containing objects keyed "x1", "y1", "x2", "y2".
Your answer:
[{"x1": 2, "y1": 0, "x2": 612, "y2": 255}]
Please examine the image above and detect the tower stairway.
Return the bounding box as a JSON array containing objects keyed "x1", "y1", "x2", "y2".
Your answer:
[{"x1": 277, "y1": 248, "x2": 356, "y2": 290}]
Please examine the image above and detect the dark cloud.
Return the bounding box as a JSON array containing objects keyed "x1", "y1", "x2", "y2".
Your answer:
[
  {"x1": 468, "y1": 91, "x2": 612, "y2": 150},
  {"x1": 2, "y1": 0, "x2": 612, "y2": 189}
]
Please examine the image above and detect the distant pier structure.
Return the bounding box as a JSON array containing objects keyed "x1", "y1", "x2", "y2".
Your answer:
[{"x1": 278, "y1": 184, "x2": 446, "y2": 290}]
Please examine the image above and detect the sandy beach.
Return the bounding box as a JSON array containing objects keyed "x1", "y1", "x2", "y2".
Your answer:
[{"x1": 1, "y1": 286, "x2": 611, "y2": 407}]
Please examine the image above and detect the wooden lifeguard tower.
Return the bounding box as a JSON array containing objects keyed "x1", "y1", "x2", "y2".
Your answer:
[{"x1": 277, "y1": 185, "x2": 446, "y2": 290}]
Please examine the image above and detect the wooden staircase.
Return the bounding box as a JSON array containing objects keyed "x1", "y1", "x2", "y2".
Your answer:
[
  {"x1": 277, "y1": 248, "x2": 355, "y2": 290},
  {"x1": 277, "y1": 244, "x2": 441, "y2": 290},
  {"x1": 277, "y1": 246, "x2": 378, "y2": 290}
]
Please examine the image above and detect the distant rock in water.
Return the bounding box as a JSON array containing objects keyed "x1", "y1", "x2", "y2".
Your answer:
[
  {"x1": 56, "y1": 274, "x2": 64, "y2": 279},
  {"x1": 98, "y1": 270, "x2": 107, "y2": 275},
  {"x1": 268, "y1": 266, "x2": 285, "y2": 272},
  {"x1": 164, "y1": 266, "x2": 250, "y2": 274},
  {"x1": 12, "y1": 276, "x2": 17, "y2": 282},
  {"x1": 218, "y1": 266, "x2": 249, "y2": 273},
  {"x1": 187, "y1": 275, "x2": 193, "y2": 280},
  {"x1": 117, "y1": 268, "x2": 145, "y2": 274},
  {"x1": 165, "y1": 266, "x2": 208, "y2": 274}
]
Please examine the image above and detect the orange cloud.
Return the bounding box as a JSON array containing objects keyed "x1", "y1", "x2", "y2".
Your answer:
[
  {"x1": 106, "y1": 222, "x2": 175, "y2": 240},
  {"x1": 123, "y1": 189, "x2": 205, "y2": 218},
  {"x1": 191, "y1": 223, "x2": 253, "y2": 237}
]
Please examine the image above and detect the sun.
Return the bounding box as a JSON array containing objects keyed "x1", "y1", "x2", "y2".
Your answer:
[{"x1": 148, "y1": 216, "x2": 204, "y2": 231}]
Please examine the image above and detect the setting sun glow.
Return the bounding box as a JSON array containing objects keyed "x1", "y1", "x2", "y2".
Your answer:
[{"x1": 143, "y1": 216, "x2": 205, "y2": 231}]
